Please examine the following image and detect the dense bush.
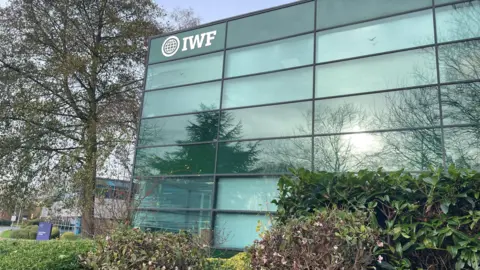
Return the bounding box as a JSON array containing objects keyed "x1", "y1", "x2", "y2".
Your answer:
[
  {"x1": 273, "y1": 166, "x2": 480, "y2": 269},
  {"x1": 61, "y1": 231, "x2": 80, "y2": 241},
  {"x1": 51, "y1": 226, "x2": 60, "y2": 239},
  {"x1": 0, "y1": 240, "x2": 94, "y2": 269},
  {"x1": 249, "y1": 209, "x2": 378, "y2": 269},
  {"x1": 80, "y1": 227, "x2": 210, "y2": 269},
  {"x1": 9, "y1": 225, "x2": 59, "y2": 240},
  {"x1": 207, "y1": 253, "x2": 252, "y2": 270}
]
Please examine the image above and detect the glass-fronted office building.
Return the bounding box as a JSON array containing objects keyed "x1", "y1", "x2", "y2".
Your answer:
[{"x1": 133, "y1": 0, "x2": 480, "y2": 249}]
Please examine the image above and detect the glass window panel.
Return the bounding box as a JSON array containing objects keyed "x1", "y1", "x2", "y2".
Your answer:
[
  {"x1": 142, "y1": 82, "x2": 221, "y2": 118},
  {"x1": 223, "y1": 102, "x2": 312, "y2": 140},
  {"x1": 441, "y1": 83, "x2": 480, "y2": 125},
  {"x1": 134, "y1": 211, "x2": 211, "y2": 234},
  {"x1": 149, "y1": 23, "x2": 226, "y2": 64},
  {"x1": 134, "y1": 144, "x2": 216, "y2": 177},
  {"x1": 139, "y1": 112, "x2": 219, "y2": 146},
  {"x1": 135, "y1": 178, "x2": 213, "y2": 209},
  {"x1": 317, "y1": 0, "x2": 431, "y2": 29},
  {"x1": 216, "y1": 137, "x2": 312, "y2": 174},
  {"x1": 444, "y1": 127, "x2": 480, "y2": 170},
  {"x1": 317, "y1": 10, "x2": 434, "y2": 63},
  {"x1": 145, "y1": 52, "x2": 223, "y2": 89},
  {"x1": 222, "y1": 67, "x2": 313, "y2": 108},
  {"x1": 313, "y1": 129, "x2": 444, "y2": 172},
  {"x1": 316, "y1": 48, "x2": 437, "y2": 98},
  {"x1": 215, "y1": 214, "x2": 271, "y2": 249},
  {"x1": 436, "y1": 2, "x2": 480, "y2": 43},
  {"x1": 315, "y1": 87, "x2": 440, "y2": 134},
  {"x1": 225, "y1": 34, "x2": 314, "y2": 78},
  {"x1": 439, "y1": 40, "x2": 480, "y2": 83},
  {"x1": 216, "y1": 177, "x2": 279, "y2": 211},
  {"x1": 227, "y1": 2, "x2": 314, "y2": 48}
]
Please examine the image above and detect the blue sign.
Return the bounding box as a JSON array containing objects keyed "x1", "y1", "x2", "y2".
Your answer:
[{"x1": 36, "y1": 222, "x2": 53, "y2": 241}]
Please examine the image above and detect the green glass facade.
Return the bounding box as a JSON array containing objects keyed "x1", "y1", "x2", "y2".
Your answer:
[{"x1": 133, "y1": 0, "x2": 480, "y2": 249}]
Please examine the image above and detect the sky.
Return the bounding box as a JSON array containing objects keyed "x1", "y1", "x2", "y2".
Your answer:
[{"x1": 157, "y1": 0, "x2": 295, "y2": 24}]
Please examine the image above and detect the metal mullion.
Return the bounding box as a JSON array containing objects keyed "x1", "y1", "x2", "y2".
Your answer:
[
  {"x1": 224, "y1": 63, "x2": 314, "y2": 81},
  {"x1": 316, "y1": 5, "x2": 434, "y2": 33},
  {"x1": 215, "y1": 173, "x2": 288, "y2": 178},
  {"x1": 141, "y1": 109, "x2": 220, "y2": 121},
  {"x1": 213, "y1": 209, "x2": 275, "y2": 215},
  {"x1": 437, "y1": 36, "x2": 480, "y2": 47},
  {"x1": 129, "y1": 37, "x2": 152, "y2": 215},
  {"x1": 210, "y1": 20, "x2": 230, "y2": 244},
  {"x1": 313, "y1": 126, "x2": 443, "y2": 138},
  {"x1": 144, "y1": 79, "x2": 222, "y2": 93},
  {"x1": 316, "y1": 44, "x2": 435, "y2": 66},
  {"x1": 439, "y1": 78, "x2": 480, "y2": 86},
  {"x1": 137, "y1": 141, "x2": 216, "y2": 150},
  {"x1": 442, "y1": 123, "x2": 480, "y2": 129},
  {"x1": 433, "y1": 0, "x2": 448, "y2": 168},
  {"x1": 314, "y1": 84, "x2": 439, "y2": 101},
  {"x1": 148, "y1": 49, "x2": 225, "y2": 66},
  {"x1": 217, "y1": 134, "x2": 313, "y2": 144},
  {"x1": 221, "y1": 98, "x2": 313, "y2": 112},
  {"x1": 312, "y1": 0, "x2": 318, "y2": 171},
  {"x1": 433, "y1": 0, "x2": 477, "y2": 8},
  {"x1": 226, "y1": 31, "x2": 314, "y2": 51}
]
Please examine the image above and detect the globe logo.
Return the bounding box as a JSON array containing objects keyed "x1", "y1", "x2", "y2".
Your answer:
[{"x1": 162, "y1": 36, "x2": 180, "y2": 57}]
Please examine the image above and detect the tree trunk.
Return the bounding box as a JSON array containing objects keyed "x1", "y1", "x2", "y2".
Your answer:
[{"x1": 81, "y1": 118, "x2": 98, "y2": 237}]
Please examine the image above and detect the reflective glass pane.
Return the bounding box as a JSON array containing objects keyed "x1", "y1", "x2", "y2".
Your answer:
[
  {"x1": 223, "y1": 101, "x2": 312, "y2": 140},
  {"x1": 134, "y1": 211, "x2": 211, "y2": 234},
  {"x1": 222, "y1": 67, "x2": 313, "y2": 108},
  {"x1": 441, "y1": 83, "x2": 480, "y2": 125},
  {"x1": 444, "y1": 127, "x2": 480, "y2": 170},
  {"x1": 317, "y1": 0, "x2": 431, "y2": 29},
  {"x1": 142, "y1": 82, "x2": 221, "y2": 118},
  {"x1": 316, "y1": 48, "x2": 437, "y2": 98},
  {"x1": 439, "y1": 40, "x2": 480, "y2": 83},
  {"x1": 145, "y1": 52, "x2": 223, "y2": 89},
  {"x1": 313, "y1": 129, "x2": 444, "y2": 172},
  {"x1": 225, "y1": 34, "x2": 314, "y2": 78},
  {"x1": 317, "y1": 10, "x2": 434, "y2": 63},
  {"x1": 215, "y1": 214, "x2": 271, "y2": 249},
  {"x1": 135, "y1": 178, "x2": 213, "y2": 209},
  {"x1": 216, "y1": 137, "x2": 312, "y2": 174},
  {"x1": 227, "y1": 2, "x2": 314, "y2": 48},
  {"x1": 216, "y1": 177, "x2": 279, "y2": 211},
  {"x1": 436, "y1": 2, "x2": 480, "y2": 43},
  {"x1": 135, "y1": 144, "x2": 216, "y2": 176},
  {"x1": 149, "y1": 23, "x2": 226, "y2": 64},
  {"x1": 139, "y1": 112, "x2": 219, "y2": 146},
  {"x1": 315, "y1": 87, "x2": 440, "y2": 134}
]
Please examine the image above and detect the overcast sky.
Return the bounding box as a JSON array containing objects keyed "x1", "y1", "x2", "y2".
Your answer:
[
  {"x1": 157, "y1": 0, "x2": 295, "y2": 23},
  {"x1": 0, "y1": 1, "x2": 295, "y2": 23}
]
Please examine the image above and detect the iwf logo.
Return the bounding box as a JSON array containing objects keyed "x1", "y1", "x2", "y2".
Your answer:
[{"x1": 161, "y1": 30, "x2": 217, "y2": 58}]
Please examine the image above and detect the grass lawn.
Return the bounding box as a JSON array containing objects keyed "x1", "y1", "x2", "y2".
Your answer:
[{"x1": 0, "y1": 230, "x2": 11, "y2": 238}]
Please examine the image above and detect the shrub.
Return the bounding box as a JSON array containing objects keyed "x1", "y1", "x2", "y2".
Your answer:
[
  {"x1": 10, "y1": 229, "x2": 35, "y2": 240},
  {"x1": 26, "y1": 219, "x2": 40, "y2": 226},
  {"x1": 249, "y1": 209, "x2": 378, "y2": 269},
  {"x1": 80, "y1": 227, "x2": 210, "y2": 269},
  {"x1": 273, "y1": 166, "x2": 480, "y2": 269},
  {"x1": 207, "y1": 253, "x2": 251, "y2": 270},
  {"x1": 0, "y1": 240, "x2": 94, "y2": 270},
  {"x1": 51, "y1": 227, "x2": 60, "y2": 239},
  {"x1": 60, "y1": 232, "x2": 80, "y2": 241}
]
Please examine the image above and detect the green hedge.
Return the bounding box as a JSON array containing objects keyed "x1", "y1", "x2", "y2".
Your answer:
[
  {"x1": 274, "y1": 165, "x2": 480, "y2": 269},
  {"x1": 0, "y1": 240, "x2": 95, "y2": 270},
  {"x1": 60, "y1": 232, "x2": 80, "y2": 241}
]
